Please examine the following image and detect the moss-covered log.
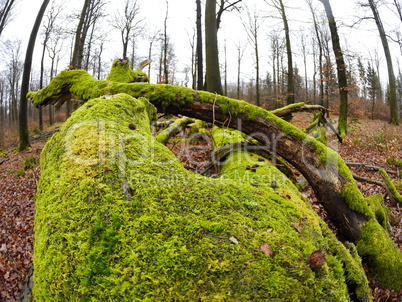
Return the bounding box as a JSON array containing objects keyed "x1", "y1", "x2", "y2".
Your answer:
[
  {"x1": 28, "y1": 68, "x2": 402, "y2": 290},
  {"x1": 34, "y1": 93, "x2": 373, "y2": 300}
]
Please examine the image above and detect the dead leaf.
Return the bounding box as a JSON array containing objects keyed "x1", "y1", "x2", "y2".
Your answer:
[
  {"x1": 291, "y1": 222, "x2": 303, "y2": 233},
  {"x1": 229, "y1": 236, "x2": 239, "y2": 245},
  {"x1": 260, "y1": 243, "x2": 274, "y2": 258}
]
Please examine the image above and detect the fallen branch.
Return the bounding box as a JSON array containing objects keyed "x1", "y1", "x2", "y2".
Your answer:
[
  {"x1": 352, "y1": 173, "x2": 385, "y2": 186},
  {"x1": 379, "y1": 169, "x2": 402, "y2": 204},
  {"x1": 346, "y1": 162, "x2": 398, "y2": 175},
  {"x1": 155, "y1": 116, "x2": 193, "y2": 144},
  {"x1": 271, "y1": 102, "x2": 327, "y2": 117}
]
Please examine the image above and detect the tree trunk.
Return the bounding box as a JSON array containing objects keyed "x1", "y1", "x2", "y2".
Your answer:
[
  {"x1": 205, "y1": 0, "x2": 223, "y2": 94},
  {"x1": 196, "y1": 0, "x2": 204, "y2": 91},
  {"x1": 368, "y1": 0, "x2": 399, "y2": 125},
  {"x1": 319, "y1": 0, "x2": 349, "y2": 137},
  {"x1": 33, "y1": 94, "x2": 372, "y2": 301},
  {"x1": 0, "y1": 0, "x2": 16, "y2": 37},
  {"x1": 29, "y1": 68, "x2": 402, "y2": 290},
  {"x1": 71, "y1": 0, "x2": 91, "y2": 69},
  {"x1": 278, "y1": 0, "x2": 294, "y2": 104},
  {"x1": 18, "y1": 0, "x2": 50, "y2": 151}
]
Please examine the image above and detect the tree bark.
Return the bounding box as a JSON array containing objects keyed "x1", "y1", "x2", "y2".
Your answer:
[
  {"x1": 71, "y1": 0, "x2": 91, "y2": 69},
  {"x1": 319, "y1": 0, "x2": 349, "y2": 137},
  {"x1": 278, "y1": 0, "x2": 294, "y2": 104},
  {"x1": 18, "y1": 0, "x2": 50, "y2": 151},
  {"x1": 368, "y1": 0, "x2": 399, "y2": 125},
  {"x1": 205, "y1": 0, "x2": 223, "y2": 94},
  {"x1": 196, "y1": 0, "x2": 204, "y2": 90}
]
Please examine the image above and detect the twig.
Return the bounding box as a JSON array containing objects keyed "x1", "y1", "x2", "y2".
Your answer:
[
  {"x1": 352, "y1": 173, "x2": 385, "y2": 186},
  {"x1": 346, "y1": 162, "x2": 398, "y2": 175}
]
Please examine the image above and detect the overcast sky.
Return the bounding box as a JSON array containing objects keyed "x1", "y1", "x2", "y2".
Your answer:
[{"x1": 2, "y1": 0, "x2": 401, "y2": 85}]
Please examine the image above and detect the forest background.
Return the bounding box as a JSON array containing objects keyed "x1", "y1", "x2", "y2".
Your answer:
[{"x1": 0, "y1": 0, "x2": 401, "y2": 147}]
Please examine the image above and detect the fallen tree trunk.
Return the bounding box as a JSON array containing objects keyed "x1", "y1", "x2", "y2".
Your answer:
[
  {"x1": 28, "y1": 68, "x2": 402, "y2": 290},
  {"x1": 33, "y1": 94, "x2": 372, "y2": 301}
]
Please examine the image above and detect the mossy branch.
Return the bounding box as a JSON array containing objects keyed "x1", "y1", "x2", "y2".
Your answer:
[{"x1": 379, "y1": 169, "x2": 402, "y2": 204}]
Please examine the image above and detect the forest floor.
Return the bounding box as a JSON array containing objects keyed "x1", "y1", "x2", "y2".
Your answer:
[{"x1": 0, "y1": 114, "x2": 401, "y2": 301}]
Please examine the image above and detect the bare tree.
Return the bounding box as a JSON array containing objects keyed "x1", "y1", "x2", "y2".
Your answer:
[
  {"x1": 196, "y1": 0, "x2": 203, "y2": 90},
  {"x1": 241, "y1": 4, "x2": 265, "y2": 106},
  {"x1": 318, "y1": 0, "x2": 349, "y2": 138},
  {"x1": 365, "y1": 0, "x2": 399, "y2": 125},
  {"x1": 306, "y1": 0, "x2": 325, "y2": 106},
  {"x1": 38, "y1": 2, "x2": 62, "y2": 130},
  {"x1": 155, "y1": 0, "x2": 170, "y2": 84},
  {"x1": 70, "y1": 0, "x2": 106, "y2": 70},
  {"x1": 146, "y1": 29, "x2": 159, "y2": 81},
  {"x1": 0, "y1": 0, "x2": 17, "y2": 37},
  {"x1": 19, "y1": 0, "x2": 50, "y2": 151},
  {"x1": 235, "y1": 40, "x2": 246, "y2": 100},
  {"x1": 266, "y1": 0, "x2": 295, "y2": 104},
  {"x1": 300, "y1": 33, "x2": 309, "y2": 103},
  {"x1": 4, "y1": 39, "x2": 23, "y2": 125},
  {"x1": 111, "y1": 0, "x2": 143, "y2": 60},
  {"x1": 217, "y1": 0, "x2": 242, "y2": 30}
]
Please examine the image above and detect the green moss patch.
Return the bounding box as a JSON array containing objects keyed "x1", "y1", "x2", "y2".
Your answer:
[{"x1": 357, "y1": 219, "x2": 402, "y2": 289}]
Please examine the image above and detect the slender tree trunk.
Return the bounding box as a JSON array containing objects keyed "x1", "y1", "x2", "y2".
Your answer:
[
  {"x1": 39, "y1": 31, "x2": 50, "y2": 131},
  {"x1": 71, "y1": 0, "x2": 91, "y2": 69},
  {"x1": 319, "y1": 0, "x2": 348, "y2": 137},
  {"x1": 224, "y1": 40, "x2": 227, "y2": 96},
  {"x1": 0, "y1": 0, "x2": 16, "y2": 37},
  {"x1": 163, "y1": 0, "x2": 169, "y2": 84},
  {"x1": 255, "y1": 37, "x2": 260, "y2": 106},
  {"x1": 368, "y1": 0, "x2": 399, "y2": 125},
  {"x1": 196, "y1": 0, "x2": 204, "y2": 90},
  {"x1": 278, "y1": 0, "x2": 294, "y2": 104},
  {"x1": 19, "y1": 0, "x2": 50, "y2": 151},
  {"x1": 205, "y1": 0, "x2": 223, "y2": 95}
]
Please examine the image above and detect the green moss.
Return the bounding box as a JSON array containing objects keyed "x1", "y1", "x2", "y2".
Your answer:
[
  {"x1": 15, "y1": 170, "x2": 25, "y2": 178},
  {"x1": 386, "y1": 157, "x2": 402, "y2": 167},
  {"x1": 357, "y1": 219, "x2": 402, "y2": 289},
  {"x1": 366, "y1": 193, "x2": 392, "y2": 232},
  {"x1": 23, "y1": 156, "x2": 39, "y2": 169},
  {"x1": 106, "y1": 59, "x2": 150, "y2": 83},
  {"x1": 379, "y1": 169, "x2": 402, "y2": 204},
  {"x1": 33, "y1": 94, "x2": 371, "y2": 301}
]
